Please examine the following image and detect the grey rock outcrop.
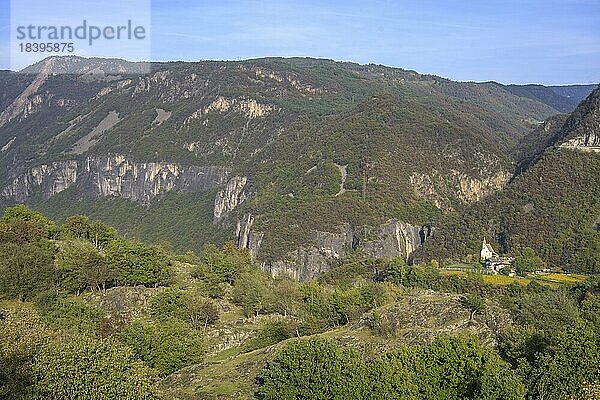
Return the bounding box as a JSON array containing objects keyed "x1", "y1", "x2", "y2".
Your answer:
[
  {"x1": 0, "y1": 58, "x2": 55, "y2": 128},
  {"x1": 1, "y1": 154, "x2": 230, "y2": 204},
  {"x1": 263, "y1": 220, "x2": 431, "y2": 281},
  {"x1": 362, "y1": 220, "x2": 426, "y2": 260},
  {"x1": 79, "y1": 155, "x2": 229, "y2": 203},
  {"x1": 266, "y1": 247, "x2": 335, "y2": 281},
  {"x1": 214, "y1": 176, "x2": 248, "y2": 222},
  {"x1": 1, "y1": 160, "x2": 78, "y2": 202},
  {"x1": 560, "y1": 132, "x2": 600, "y2": 152},
  {"x1": 235, "y1": 213, "x2": 263, "y2": 257}
]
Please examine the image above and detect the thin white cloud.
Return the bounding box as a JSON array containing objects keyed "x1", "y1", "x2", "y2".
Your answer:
[{"x1": 164, "y1": 32, "x2": 218, "y2": 42}]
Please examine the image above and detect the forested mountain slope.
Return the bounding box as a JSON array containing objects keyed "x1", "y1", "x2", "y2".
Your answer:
[
  {"x1": 0, "y1": 56, "x2": 575, "y2": 276},
  {"x1": 417, "y1": 87, "x2": 600, "y2": 273},
  {"x1": 503, "y1": 83, "x2": 596, "y2": 113},
  {"x1": 0, "y1": 57, "x2": 595, "y2": 279}
]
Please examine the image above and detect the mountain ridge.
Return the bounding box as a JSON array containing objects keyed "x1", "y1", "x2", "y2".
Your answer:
[{"x1": 0, "y1": 56, "x2": 597, "y2": 276}]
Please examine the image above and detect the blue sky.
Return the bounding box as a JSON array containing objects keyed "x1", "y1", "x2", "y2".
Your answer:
[{"x1": 1, "y1": 0, "x2": 599, "y2": 84}]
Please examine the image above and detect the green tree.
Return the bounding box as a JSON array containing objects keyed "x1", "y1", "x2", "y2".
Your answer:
[
  {"x1": 0, "y1": 241, "x2": 56, "y2": 300},
  {"x1": 106, "y1": 239, "x2": 173, "y2": 287},
  {"x1": 191, "y1": 242, "x2": 254, "y2": 297},
  {"x1": 256, "y1": 338, "x2": 363, "y2": 400},
  {"x1": 271, "y1": 277, "x2": 303, "y2": 317},
  {"x1": 61, "y1": 215, "x2": 118, "y2": 248},
  {"x1": 32, "y1": 333, "x2": 157, "y2": 400},
  {"x1": 377, "y1": 258, "x2": 408, "y2": 285},
  {"x1": 512, "y1": 247, "x2": 546, "y2": 276},
  {"x1": 122, "y1": 319, "x2": 204, "y2": 375},
  {"x1": 516, "y1": 291, "x2": 580, "y2": 335},
  {"x1": 329, "y1": 286, "x2": 362, "y2": 325},
  {"x1": 414, "y1": 337, "x2": 525, "y2": 400},
  {"x1": 56, "y1": 240, "x2": 112, "y2": 294},
  {"x1": 0, "y1": 220, "x2": 44, "y2": 244},
  {"x1": 243, "y1": 319, "x2": 299, "y2": 352},
  {"x1": 362, "y1": 347, "x2": 420, "y2": 400},
  {"x1": 462, "y1": 294, "x2": 486, "y2": 320},
  {"x1": 567, "y1": 232, "x2": 600, "y2": 274},
  {"x1": 232, "y1": 269, "x2": 272, "y2": 317},
  {"x1": 149, "y1": 288, "x2": 184, "y2": 320},
  {"x1": 526, "y1": 322, "x2": 599, "y2": 400},
  {"x1": 182, "y1": 292, "x2": 219, "y2": 331},
  {"x1": 1, "y1": 205, "x2": 57, "y2": 238}
]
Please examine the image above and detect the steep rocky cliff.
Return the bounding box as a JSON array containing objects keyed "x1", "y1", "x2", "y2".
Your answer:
[
  {"x1": 2, "y1": 155, "x2": 229, "y2": 204},
  {"x1": 557, "y1": 85, "x2": 600, "y2": 152},
  {"x1": 2, "y1": 160, "x2": 78, "y2": 202},
  {"x1": 214, "y1": 176, "x2": 248, "y2": 222},
  {"x1": 263, "y1": 220, "x2": 431, "y2": 281}
]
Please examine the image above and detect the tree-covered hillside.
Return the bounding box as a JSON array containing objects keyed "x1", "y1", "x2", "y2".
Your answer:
[
  {"x1": 417, "y1": 87, "x2": 600, "y2": 272},
  {"x1": 504, "y1": 83, "x2": 596, "y2": 113}
]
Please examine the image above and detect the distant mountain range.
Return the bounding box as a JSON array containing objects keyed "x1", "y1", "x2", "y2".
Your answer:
[
  {"x1": 502, "y1": 83, "x2": 596, "y2": 113},
  {"x1": 0, "y1": 56, "x2": 597, "y2": 277}
]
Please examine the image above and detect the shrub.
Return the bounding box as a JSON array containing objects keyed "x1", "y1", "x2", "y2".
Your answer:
[{"x1": 122, "y1": 319, "x2": 204, "y2": 375}]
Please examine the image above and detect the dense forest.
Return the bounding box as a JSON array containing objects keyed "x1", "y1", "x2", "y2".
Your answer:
[{"x1": 1, "y1": 205, "x2": 598, "y2": 399}]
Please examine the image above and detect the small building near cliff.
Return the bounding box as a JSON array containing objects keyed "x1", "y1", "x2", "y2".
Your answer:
[{"x1": 480, "y1": 239, "x2": 514, "y2": 274}]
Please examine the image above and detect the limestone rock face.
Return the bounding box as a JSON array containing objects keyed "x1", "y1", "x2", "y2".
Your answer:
[
  {"x1": 235, "y1": 214, "x2": 263, "y2": 257},
  {"x1": 558, "y1": 86, "x2": 600, "y2": 152},
  {"x1": 80, "y1": 155, "x2": 229, "y2": 203},
  {"x1": 267, "y1": 247, "x2": 335, "y2": 282},
  {"x1": 214, "y1": 176, "x2": 248, "y2": 222},
  {"x1": 560, "y1": 132, "x2": 600, "y2": 152},
  {"x1": 1, "y1": 155, "x2": 230, "y2": 204},
  {"x1": 0, "y1": 57, "x2": 55, "y2": 128},
  {"x1": 264, "y1": 221, "x2": 431, "y2": 281},
  {"x1": 185, "y1": 96, "x2": 276, "y2": 125},
  {"x1": 362, "y1": 220, "x2": 431, "y2": 261},
  {"x1": 1, "y1": 160, "x2": 78, "y2": 202},
  {"x1": 410, "y1": 170, "x2": 510, "y2": 210}
]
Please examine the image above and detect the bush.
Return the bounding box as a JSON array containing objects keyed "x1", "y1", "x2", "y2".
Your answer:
[
  {"x1": 106, "y1": 239, "x2": 173, "y2": 287},
  {"x1": 243, "y1": 319, "x2": 298, "y2": 352},
  {"x1": 0, "y1": 241, "x2": 56, "y2": 300},
  {"x1": 122, "y1": 319, "x2": 204, "y2": 375},
  {"x1": 35, "y1": 294, "x2": 105, "y2": 334},
  {"x1": 182, "y1": 292, "x2": 219, "y2": 330},
  {"x1": 149, "y1": 288, "x2": 184, "y2": 320},
  {"x1": 256, "y1": 337, "x2": 527, "y2": 400},
  {"x1": 32, "y1": 334, "x2": 157, "y2": 400},
  {"x1": 256, "y1": 338, "x2": 363, "y2": 400}
]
